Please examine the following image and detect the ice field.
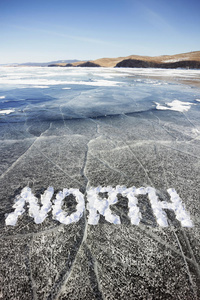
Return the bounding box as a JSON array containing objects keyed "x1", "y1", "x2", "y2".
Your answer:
[{"x1": 0, "y1": 67, "x2": 200, "y2": 299}]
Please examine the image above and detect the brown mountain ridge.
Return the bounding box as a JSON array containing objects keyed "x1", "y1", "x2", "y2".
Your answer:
[{"x1": 49, "y1": 51, "x2": 200, "y2": 69}]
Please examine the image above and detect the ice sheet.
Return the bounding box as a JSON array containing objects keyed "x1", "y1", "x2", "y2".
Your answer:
[{"x1": 0, "y1": 67, "x2": 200, "y2": 300}]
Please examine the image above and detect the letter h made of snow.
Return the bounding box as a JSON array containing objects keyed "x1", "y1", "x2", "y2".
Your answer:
[{"x1": 146, "y1": 187, "x2": 193, "y2": 227}]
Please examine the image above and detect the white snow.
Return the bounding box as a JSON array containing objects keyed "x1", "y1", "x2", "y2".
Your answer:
[
  {"x1": 146, "y1": 187, "x2": 193, "y2": 227},
  {"x1": 165, "y1": 188, "x2": 193, "y2": 227},
  {"x1": 28, "y1": 187, "x2": 54, "y2": 224},
  {"x1": 5, "y1": 189, "x2": 27, "y2": 226},
  {"x1": 0, "y1": 78, "x2": 120, "y2": 87},
  {"x1": 155, "y1": 100, "x2": 192, "y2": 112},
  {"x1": 60, "y1": 79, "x2": 121, "y2": 87},
  {"x1": 0, "y1": 109, "x2": 15, "y2": 115},
  {"x1": 162, "y1": 59, "x2": 179, "y2": 63},
  {"x1": 87, "y1": 186, "x2": 121, "y2": 225},
  {"x1": 146, "y1": 187, "x2": 169, "y2": 227},
  {"x1": 32, "y1": 85, "x2": 50, "y2": 88},
  {"x1": 115, "y1": 67, "x2": 200, "y2": 79},
  {"x1": 0, "y1": 96, "x2": 5, "y2": 99},
  {"x1": 5, "y1": 186, "x2": 54, "y2": 225},
  {"x1": 162, "y1": 57, "x2": 189, "y2": 63},
  {"x1": 121, "y1": 187, "x2": 142, "y2": 225},
  {"x1": 5, "y1": 185, "x2": 193, "y2": 227},
  {"x1": 1, "y1": 67, "x2": 200, "y2": 91},
  {"x1": 52, "y1": 188, "x2": 85, "y2": 224}
]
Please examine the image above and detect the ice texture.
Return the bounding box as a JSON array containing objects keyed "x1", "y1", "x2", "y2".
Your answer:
[
  {"x1": 1, "y1": 67, "x2": 200, "y2": 300},
  {"x1": 0, "y1": 77, "x2": 121, "y2": 87}
]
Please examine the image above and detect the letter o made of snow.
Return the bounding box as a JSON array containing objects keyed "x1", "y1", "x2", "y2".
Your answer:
[{"x1": 52, "y1": 188, "x2": 85, "y2": 225}]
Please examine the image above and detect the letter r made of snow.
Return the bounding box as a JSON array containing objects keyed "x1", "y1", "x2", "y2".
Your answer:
[
  {"x1": 146, "y1": 187, "x2": 193, "y2": 227},
  {"x1": 5, "y1": 186, "x2": 54, "y2": 226},
  {"x1": 87, "y1": 186, "x2": 121, "y2": 225}
]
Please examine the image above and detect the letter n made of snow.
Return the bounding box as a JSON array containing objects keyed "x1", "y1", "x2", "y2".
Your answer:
[
  {"x1": 146, "y1": 187, "x2": 193, "y2": 227},
  {"x1": 87, "y1": 186, "x2": 121, "y2": 225},
  {"x1": 5, "y1": 186, "x2": 54, "y2": 226}
]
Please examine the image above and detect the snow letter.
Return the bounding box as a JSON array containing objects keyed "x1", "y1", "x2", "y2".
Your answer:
[
  {"x1": 146, "y1": 187, "x2": 193, "y2": 227},
  {"x1": 121, "y1": 187, "x2": 143, "y2": 225},
  {"x1": 87, "y1": 186, "x2": 121, "y2": 225},
  {"x1": 52, "y1": 188, "x2": 85, "y2": 224},
  {"x1": 5, "y1": 186, "x2": 54, "y2": 226}
]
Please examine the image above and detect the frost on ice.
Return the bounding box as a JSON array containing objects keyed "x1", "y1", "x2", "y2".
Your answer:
[{"x1": 5, "y1": 186, "x2": 193, "y2": 227}]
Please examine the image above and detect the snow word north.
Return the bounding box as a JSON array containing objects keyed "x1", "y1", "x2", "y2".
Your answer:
[{"x1": 5, "y1": 185, "x2": 193, "y2": 227}]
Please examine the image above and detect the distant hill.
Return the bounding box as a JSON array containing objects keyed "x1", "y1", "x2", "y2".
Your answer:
[
  {"x1": 76, "y1": 61, "x2": 101, "y2": 67},
  {"x1": 2, "y1": 60, "x2": 82, "y2": 67},
  {"x1": 21, "y1": 60, "x2": 82, "y2": 67},
  {"x1": 93, "y1": 51, "x2": 200, "y2": 68},
  {"x1": 49, "y1": 51, "x2": 200, "y2": 69},
  {"x1": 114, "y1": 52, "x2": 200, "y2": 69},
  {"x1": 2, "y1": 52, "x2": 200, "y2": 69}
]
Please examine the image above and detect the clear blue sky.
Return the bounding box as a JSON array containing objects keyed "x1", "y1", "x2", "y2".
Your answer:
[{"x1": 0, "y1": 0, "x2": 200, "y2": 64}]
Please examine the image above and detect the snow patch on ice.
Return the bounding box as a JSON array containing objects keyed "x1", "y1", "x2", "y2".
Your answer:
[
  {"x1": 0, "y1": 77, "x2": 120, "y2": 87},
  {"x1": 155, "y1": 100, "x2": 192, "y2": 112},
  {"x1": 0, "y1": 96, "x2": 5, "y2": 99},
  {"x1": 66, "y1": 80, "x2": 121, "y2": 87},
  {"x1": 0, "y1": 109, "x2": 15, "y2": 115},
  {"x1": 32, "y1": 85, "x2": 50, "y2": 88},
  {"x1": 62, "y1": 87, "x2": 71, "y2": 90}
]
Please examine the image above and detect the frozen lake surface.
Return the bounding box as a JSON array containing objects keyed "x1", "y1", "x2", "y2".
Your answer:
[{"x1": 0, "y1": 67, "x2": 200, "y2": 299}]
